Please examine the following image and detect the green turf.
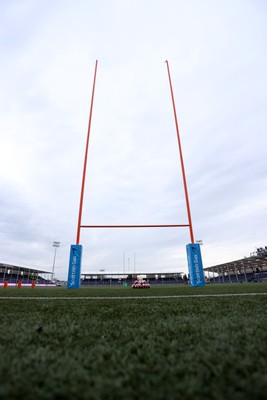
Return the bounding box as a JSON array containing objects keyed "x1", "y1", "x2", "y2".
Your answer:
[
  {"x1": 0, "y1": 284, "x2": 266, "y2": 399},
  {"x1": 1, "y1": 282, "x2": 267, "y2": 297}
]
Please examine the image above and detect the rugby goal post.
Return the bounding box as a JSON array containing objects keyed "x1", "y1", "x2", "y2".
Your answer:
[{"x1": 67, "y1": 60, "x2": 205, "y2": 288}]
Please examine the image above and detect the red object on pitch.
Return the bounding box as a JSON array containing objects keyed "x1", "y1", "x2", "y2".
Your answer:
[
  {"x1": 17, "y1": 280, "x2": 22, "y2": 289},
  {"x1": 4, "y1": 280, "x2": 8, "y2": 288},
  {"x1": 132, "y1": 280, "x2": 150, "y2": 289}
]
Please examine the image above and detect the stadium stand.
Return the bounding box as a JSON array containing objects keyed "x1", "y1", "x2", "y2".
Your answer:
[
  {"x1": 0, "y1": 263, "x2": 52, "y2": 286},
  {"x1": 204, "y1": 246, "x2": 267, "y2": 283},
  {"x1": 80, "y1": 272, "x2": 185, "y2": 286}
]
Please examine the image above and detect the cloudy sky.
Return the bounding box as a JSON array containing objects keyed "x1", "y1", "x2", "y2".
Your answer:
[{"x1": 0, "y1": 0, "x2": 266, "y2": 279}]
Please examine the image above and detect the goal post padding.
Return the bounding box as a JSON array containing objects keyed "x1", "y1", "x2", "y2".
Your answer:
[
  {"x1": 67, "y1": 245, "x2": 82, "y2": 289},
  {"x1": 186, "y1": 243, "x2": 205, "y2": 287}
]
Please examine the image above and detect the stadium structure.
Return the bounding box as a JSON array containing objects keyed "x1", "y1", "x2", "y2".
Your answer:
[
  {"x1": 0, "y1": 263, "x2": 54, "y2": 286},
  {"x1": 1, "y1": 246, "x2": 266, "y2": 287},
  {"x1": 204, "y1": 247, "x2": 267, "y2": 283},
  {"x1": 80, "y1": 272, "x2": 185, "y2": 286},
  {"x1": 81, "y1": 246, "x2": 267, "y2": 286},
  {"x1": 80, "y1": 246, "x2": 267, "y2": 286}
]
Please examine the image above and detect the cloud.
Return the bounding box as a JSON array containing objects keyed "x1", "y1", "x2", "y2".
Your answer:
[{"x1": 0, "y1": 0, "x2": 266, "y2": 279}]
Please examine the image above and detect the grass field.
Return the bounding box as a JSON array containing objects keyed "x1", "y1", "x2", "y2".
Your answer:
[{"x1": 0, "y1": 284, "x2": 266, "y2": 400}]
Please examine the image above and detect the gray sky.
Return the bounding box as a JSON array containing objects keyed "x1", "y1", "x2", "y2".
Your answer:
[{"x1": 0, "y1": 0, "x2": 266, "y2": 279}]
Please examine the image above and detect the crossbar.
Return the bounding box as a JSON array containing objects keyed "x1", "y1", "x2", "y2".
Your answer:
[{"x1": 80, "y1": 224, "x2": 190, "y2": 228}]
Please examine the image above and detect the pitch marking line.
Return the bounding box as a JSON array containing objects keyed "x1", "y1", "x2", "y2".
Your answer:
[{"x1": 0, "y1": 293, "x2": 267, "y2": 300}]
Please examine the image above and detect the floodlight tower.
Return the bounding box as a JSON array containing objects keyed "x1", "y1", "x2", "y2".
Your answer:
[{"x1": 52, "y1": 241, "x2": 60, "y2": 281}]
